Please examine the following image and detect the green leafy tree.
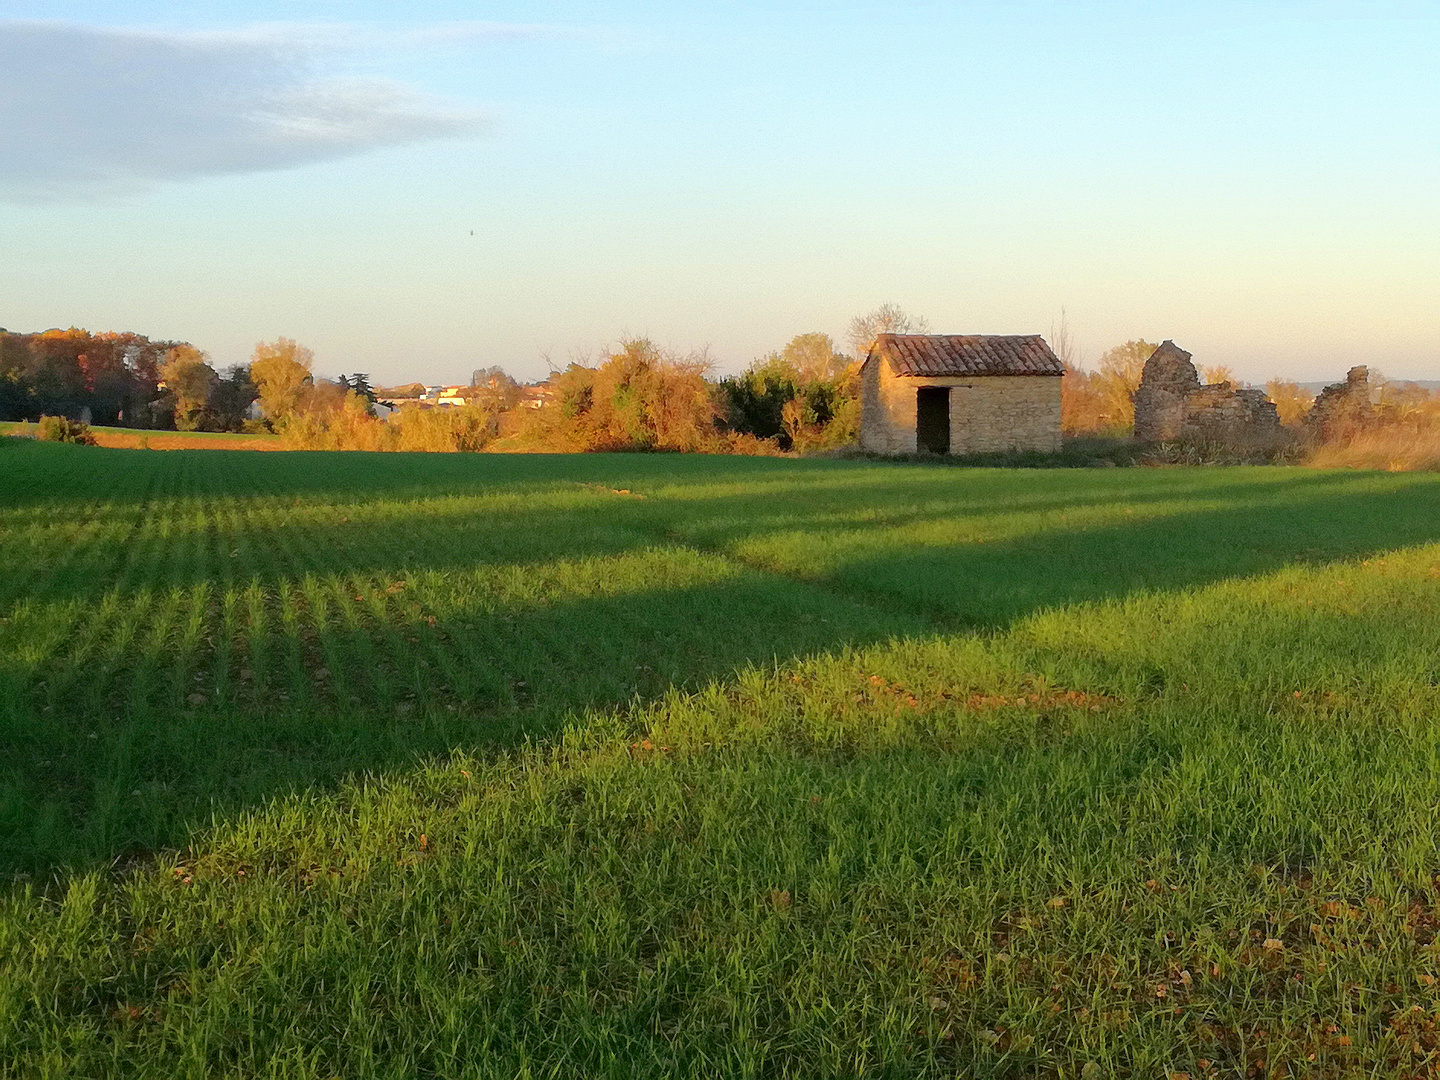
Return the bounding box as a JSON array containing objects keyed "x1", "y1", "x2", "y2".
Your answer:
[
  {"x1": 209, "y1": 365, "x2": 259, "y2": 431},
  {"x1": 348, "y1": 373, "x2": 376, "y2": 403},
  {"x1": 720, "y1": 357, "x2": 803, "y2": 444},
  {"x1": 776, "y1": 332, "x2": 852, "y2": 382},
  {"x1": 721, "y1": 334, "x2": 858, "y2": 450}
]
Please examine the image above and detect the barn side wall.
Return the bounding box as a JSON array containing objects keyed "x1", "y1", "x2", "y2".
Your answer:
[
  {"x1": 860, "y1": 355, "x2": 915, "y2": 453},
  {"x1": 860, "y1": 358, "x2": 1062, "y2": 455}
]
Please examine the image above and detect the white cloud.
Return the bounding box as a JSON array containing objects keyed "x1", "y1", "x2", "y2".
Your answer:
[{"x1": 0, "y1": 20, "x2": 499, "y2": 201}]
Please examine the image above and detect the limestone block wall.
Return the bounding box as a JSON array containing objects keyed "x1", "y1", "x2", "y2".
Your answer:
[{"x1": 860, "y1": 357, "x2": 1062, "y2": 455}]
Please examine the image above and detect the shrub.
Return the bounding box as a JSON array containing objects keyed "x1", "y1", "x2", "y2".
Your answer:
[
  {"x1": 1141, "y1": 429, "x2": 1301, "y2": 466},
  {"x1": 393, "y1": 404, "x2": 496, "y2": 453},
  {"x1": 517, "y1": 341, "x2": 723, "y2": 453},
  {"x1": 36, "y1": 415, "x2": 97, "y2": 445},
  {"x1": 278, "y1": 393, "x2": 500, "y2": 454}
]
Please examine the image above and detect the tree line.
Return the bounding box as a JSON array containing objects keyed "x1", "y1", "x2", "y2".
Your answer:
[
  {"x1": 264, "y1": 305, "x2": 932, "y2": 453},
  {"x1": 0, "y1": 327, "x2": 258, "y2": 431},
  {"x1": 18, "y1": 312, "x2": 1434, "y2": 456}
]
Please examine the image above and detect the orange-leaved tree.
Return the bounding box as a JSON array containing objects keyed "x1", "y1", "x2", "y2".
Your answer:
[
  {"x1": 1062, "y1": 340, "x2": 1157, "y2": 435},
  {"x1": 523, "y1": 339, "x2": 719, "y2": 452},
  {"x1": 249, "y1": 338, "x2": 313, "y2": 426},
  {"x1": 1265, "y1": 380, "x2": 1315, "y2": 428}
]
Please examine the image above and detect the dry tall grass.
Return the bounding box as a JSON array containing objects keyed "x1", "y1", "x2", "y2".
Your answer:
[{"x1": 1307, "y1": 425, "x2": 1440, "y2": 471}]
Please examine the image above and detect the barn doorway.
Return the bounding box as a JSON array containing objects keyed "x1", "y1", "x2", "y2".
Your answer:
[{"x1": 916, "y1": 387, "x2": 950, "y2": 454}]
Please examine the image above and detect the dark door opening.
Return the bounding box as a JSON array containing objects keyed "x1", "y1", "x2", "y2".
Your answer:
[{"x1": 916, "y1": 387, "x2": 950, "y2": 454}]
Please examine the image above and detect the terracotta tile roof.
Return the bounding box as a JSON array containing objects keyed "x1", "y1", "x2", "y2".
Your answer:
[{"x1": 871, "y1": 334, "x2": 1064, "y2": 377}]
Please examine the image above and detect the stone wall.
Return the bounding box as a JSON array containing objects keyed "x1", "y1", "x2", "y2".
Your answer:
[
  {"x1": 860, "y1": 356, "x2": 1062, "y2": 455},
  {"x1": 1306, "y1": 366, "x2": 1372, "y2": 439},
  {"x1": 1132, "y1": 340, "x2": 1279, "y2": 443}
]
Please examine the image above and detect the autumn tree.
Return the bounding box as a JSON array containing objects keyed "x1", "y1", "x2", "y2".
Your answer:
[
  {"x1": 1060, "y1": 339, "x2": 1159, "y2": 435},
  {"x1": 1261, "y1": 380, "x2": 1312, "y2": 428},
  {"x1": 846, "y1": 303, "x2": 929, "y2": 359},
  {"x1": 27, "y1": 329, "x2": 90, "y2": 415},
  {"x1": 0, "y1": 327, "x2": 181, "y2": 425},
  {"x1": 523, "y1": 340, "x2": 718, "y2": 452},
  {"x1": 774, "y1": 332, "x2": 853, "y2": 383},
  {"x1": 249, "y1": 338, "x2": 314, "y2": 424},
  {"x1": 470, "y1": 366, "x2": 523, "y2": 412},
  {"x1": 160, "y1": 344, "x2": 219, "y2": 430}
]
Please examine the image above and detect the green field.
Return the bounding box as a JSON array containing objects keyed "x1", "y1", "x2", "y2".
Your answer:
[{"x1": 5, "y1": 440, "x2": 1440, "y2": 1077}]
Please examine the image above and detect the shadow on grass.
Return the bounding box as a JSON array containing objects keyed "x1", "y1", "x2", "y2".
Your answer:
[{"x1": 3, "y1": 444, "x2": 1440, "y2": 873}]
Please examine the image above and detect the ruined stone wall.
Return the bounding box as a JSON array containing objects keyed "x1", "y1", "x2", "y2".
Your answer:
[
  {"x1": 1133, "y1": 341, "x2": 1200, "y2": 441},
  {"x1": 1306, "y1": 366, "x2": 1372, "y2": 439},
  {"x1": 1132, "y1": 340, "x2": 1279, "y2": 443},
  {"x1": 1179, "y1": 385, "x2": 1281, "y2": 439},
  {"x1": 859, "y1": 356, "x2": 1062, "y2": 455}
]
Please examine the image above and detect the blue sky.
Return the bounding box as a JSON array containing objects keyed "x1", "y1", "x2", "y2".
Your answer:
[{"x1": 2, "y1": 1, "x2": 1436, "y2": 385}]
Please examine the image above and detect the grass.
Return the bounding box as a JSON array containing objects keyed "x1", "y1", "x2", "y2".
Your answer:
[
  {"x1": 4, "y1": 441, "x2": 1440, "y2": 1077},
  {"x1": 1, "y1": 422, "x2": 280, "y2": 450}
]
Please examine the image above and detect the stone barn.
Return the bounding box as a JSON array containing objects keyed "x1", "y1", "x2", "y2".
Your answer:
[{"x1": 859, "y1": 334, "x2": 1064, "y2": 455}]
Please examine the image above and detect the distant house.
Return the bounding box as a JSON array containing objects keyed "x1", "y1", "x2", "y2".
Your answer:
[
  {"x1": 518, "y1": 380, "x2": 555, "y2": 410},
  {"x1": 859, "y1": 334, "x2": 1064, "y2": 455},
  {"x1": 434, "y1": 387, "x2": 470, "y2": 407},
  {"x1": 416, "y1": 385, "x2": 473, "y2": 407}
]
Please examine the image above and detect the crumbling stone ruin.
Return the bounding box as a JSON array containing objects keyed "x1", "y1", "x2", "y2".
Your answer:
[
  {"x1": 1306, "y1": 366, "x2": 1372, "y2": 439},
  {"x1": 1132, "y1": 340, "x2": 1279, "y2": 443}
]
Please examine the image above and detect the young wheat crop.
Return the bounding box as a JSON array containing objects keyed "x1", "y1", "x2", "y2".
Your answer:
[{"x1": 3, "y1": 442, "x2": 1440, "y2": 1076}]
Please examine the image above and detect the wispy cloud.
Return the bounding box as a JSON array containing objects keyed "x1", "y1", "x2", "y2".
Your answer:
[{"x1": 0, "y1": 20, "x2": 524, "y2": 202}]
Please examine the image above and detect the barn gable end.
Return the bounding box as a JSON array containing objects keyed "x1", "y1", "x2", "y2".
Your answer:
[{"x1": 860, "y1": 334, "x2": 1063, "y2": 456}]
